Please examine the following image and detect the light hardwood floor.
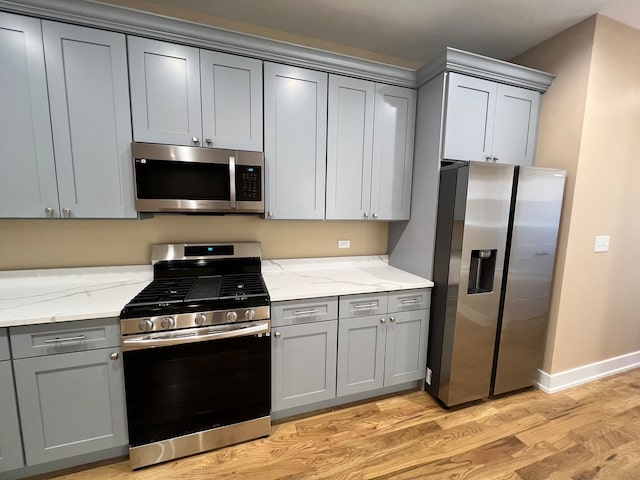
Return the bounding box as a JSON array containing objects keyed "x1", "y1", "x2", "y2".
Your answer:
[{"x1": 50, "y1": 368, "x2": 640, "y2": 480}]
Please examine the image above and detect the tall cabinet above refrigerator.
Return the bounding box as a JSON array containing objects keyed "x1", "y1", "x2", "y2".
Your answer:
[{"x1": 426, "y1": 160, "x2": 565, "y2": 407}]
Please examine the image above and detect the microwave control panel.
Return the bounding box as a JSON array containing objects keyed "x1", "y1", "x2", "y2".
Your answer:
[{"x1": 236, "y1": 165, "x2": 262, "y2": 202}]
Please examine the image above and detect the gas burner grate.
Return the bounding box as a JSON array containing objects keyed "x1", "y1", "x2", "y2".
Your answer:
[
  {"x1": 219, "y1": 274, "x2": 267, "y2": 298},
  {"x1": 128, "y1": 277, "x2": 195, "y2": 305}
]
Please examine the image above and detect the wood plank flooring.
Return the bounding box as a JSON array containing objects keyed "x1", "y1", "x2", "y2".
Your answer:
[{"x1": 50, "y1": 368, "x2": 640, "y2": 480}]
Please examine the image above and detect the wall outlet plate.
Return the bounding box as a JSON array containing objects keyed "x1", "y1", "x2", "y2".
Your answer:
[
  {"x1": 338, "y1": 240, "x2": 350, "y2": 249},
  {"x1": 594, "y1": 235, "x2": 610, "y2": 253}
]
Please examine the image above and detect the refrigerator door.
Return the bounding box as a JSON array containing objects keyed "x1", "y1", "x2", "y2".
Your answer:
[
  {"x1": 492, "y1": 166, "x2": 565, "y2": 395},
  {"x1": 437, "y1": 161, "x2": 515, "y2": 407}
]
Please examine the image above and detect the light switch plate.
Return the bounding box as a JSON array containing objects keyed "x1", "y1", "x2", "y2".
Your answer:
[
  {"x1": 338, "y1": 240, "x2": 350, "y2": 249},
  {"x1": 594, "y1": 235, "x2": 610, "y2": 253}
]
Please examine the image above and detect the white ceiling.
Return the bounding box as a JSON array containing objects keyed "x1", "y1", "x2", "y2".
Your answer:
[{"x1": 116, "y1": 0, "x2": 640, "y2": 66}]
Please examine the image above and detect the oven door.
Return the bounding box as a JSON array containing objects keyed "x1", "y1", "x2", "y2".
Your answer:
[{"x1": 122, "y1": 321, "x2": 271, "y2": 449}]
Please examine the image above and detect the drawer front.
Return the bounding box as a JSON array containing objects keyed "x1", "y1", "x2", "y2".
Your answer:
[
  {"x1": 10, "y1": 317, "x2": 120, "y2": 359},
  {"x1": 339, "y1": 293, "x2": 388, "y2": 319},
  {"x1": 0, "y1": 329, "x2": 9, "y2": 361},
  {"x1": 272, "y1": 297, "x2": 338, "y2": 327},
  {"x1": 388, "y1": 289, "x2": 431, "y2": 313}
]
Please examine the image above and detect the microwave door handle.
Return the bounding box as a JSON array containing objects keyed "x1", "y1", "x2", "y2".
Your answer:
[{"x1": 229, "y1": 156, "x2": 237, "y2": 209}]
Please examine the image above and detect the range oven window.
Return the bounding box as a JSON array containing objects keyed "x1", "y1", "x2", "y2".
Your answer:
[
  {"x1": 123, "y1": 333, "x2": 270, "y2": 447},
  {"x1": 135, "y1": 159, "x2": 230, "y2": 201}
]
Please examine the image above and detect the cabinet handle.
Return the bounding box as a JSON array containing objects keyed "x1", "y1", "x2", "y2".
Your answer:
[
  {"x1": 363, "y1": 212, "x2": 369, "y2": 219},
  {"x1": 293, "y1": 309, "x2": 319, "y2": 316},
  {"x1": 44, "y1": 207, "x2": 54, "y2": 218},
  {"x1": 44, "y1": 335, "x2": 86, "y2": 344},
  {"x1": 493, "y1": 156, "x2": 499, "y2": 163},
  {"x1": 354, "y1": 302, "x2": 377, "y2": 309},
  {"x1": 62, "y1": 208, "x2": 71, "y2": 218},
  {"x1": 205, "y1": 138, "x2": 212, "y2": 145},
  {"x1": 110, "y1": 352, "x2": 119, "y2": 360},
  {"x1": 380, "y1": 318, "x2": 386, "y2": 324},
  {"x1": 389, "y1": 316, "x2": 396, "y2": 323},
  {"x1": 267, "y1": 211, "x2": 273, "y2": 219},
  {"x1": 372, "y1": 213, "x2": 378, "y2": 219},
  {"x1": 192, "y1": 136, "x2": 199, "y2": 144},
  {"x1": 401, "y1": 299, "x2": 420, "y2": 305},
  {"x1": 274, "y1": 331, "x2": 281, "y2": 338},
  {"x1": 485, "y1": 156, "x2": 492, "y2": 162}
]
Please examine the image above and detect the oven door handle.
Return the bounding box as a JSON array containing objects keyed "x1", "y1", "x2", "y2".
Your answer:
[{"x1": 121, "y1": 321, "x2": 270, "y2": 352}]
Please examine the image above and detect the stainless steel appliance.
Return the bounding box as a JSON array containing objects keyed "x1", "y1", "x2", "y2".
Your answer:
[
  {"x1": 426, "y1": 161, "x2": 565, "y2": 407},
  {"x1": 132, "y1": 142, "x2": 264, "y2": 214},
  {"x1": 120, "y1": 242, "x2": 271, "y2": 469}
]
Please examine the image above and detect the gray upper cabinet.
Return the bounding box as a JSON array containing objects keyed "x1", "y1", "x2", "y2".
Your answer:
[
  {"x1": 43, "y1": 21, "x2": 135, "y2": 219},
  {"x1": 443, "y1": 72, "x2": 540, "y2": 166},
  {"x1": 129, "y1": 37, "x2": 263, "y2": 151},
  {"x1": 264, "y1": 62, "x2": 328, "y2": 220},
  {"x1": 326, "y1": 76, "x2": 416, "y2": 221},
  {"x1": 0, "y1": 13, "x2": 135, "y2": 219},
  {"x1": 370, "y1": 84, "x2": 416, "y2": 220},
  {"x1": 0, "y1": 13, "x2": 58, "y2": 218},
  {"x1": 326, "y1": 75, "x2": 375, "y2": 220},
  {"x1": 129, "y1": 36, "x2": 202, "y2": 147},
  {"x1": 200, "y1": 50, "x2": 263, "y2": 151}
]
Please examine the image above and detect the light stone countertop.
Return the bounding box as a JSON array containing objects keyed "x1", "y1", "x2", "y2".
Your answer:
[
  {"x1": 0, "y1": 266, "x2": 153, "y2": 328},
  {"x1": 262, "y1": 255, "x2": 433, "y2": 302},
  {"x1": 0, "y1": 256, "x2": 433, "y2": 328}
]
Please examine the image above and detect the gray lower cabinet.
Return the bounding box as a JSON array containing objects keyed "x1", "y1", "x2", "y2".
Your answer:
[
  {"x1": 443, "y1": 72, "x2": 540, "y2": 166},
  {"x1": 0, "y1": 358, "x2": 24, "y2": 473},
  {"x1": 271, "y1": 297, "x2": 338, "y2": 412},
  {"x1": 337, "y1": 289, "x2": 430, "y2": 397},
  {"x1": 9, "y1": 319, "x2": 127, "y2": 467},
  {"x1": 264, "y1": 62, "x2": 328, "y2": 220},
  {"x1": 0, "y1": 12, "x2": 135, "y2": 219}
]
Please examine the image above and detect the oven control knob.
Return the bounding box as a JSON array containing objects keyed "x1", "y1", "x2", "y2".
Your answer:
[
  {"x1": 195, "y1": 313, "x2": 206, "y2": 326},
  {"x1": 226, "y1": 311, "x2": 238, "y2": 322},
  {"x1": 245, "y1": 309, "x2": 256, "y2": 321},
  {"x1": 139, "y1": 319, "x2": 154, "y2": 332},
  {"x1": 161, "y1": 316, "x2": 175, "y2": 329}
]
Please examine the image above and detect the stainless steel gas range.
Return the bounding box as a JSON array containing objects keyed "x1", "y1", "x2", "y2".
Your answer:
[{"x1": 119, "y1": 242, "x2": 271, "y2": 470}]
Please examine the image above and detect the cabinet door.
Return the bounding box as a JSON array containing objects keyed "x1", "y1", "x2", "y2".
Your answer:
[
  {"x1": 337, "y1": 315, "x2": 386, "y2": 396},
  {"x1": 200, "y1": 51, "x2": 263, "y2": 151},
  {"x1": 443, "y1": 72, "x2": 497, "y2": 162},
  {"x1": 264, "y1": 63, "x2": 327, "y2": 220},
  {"x1": 384, "y1": 309, "x2": 429, "y2": 386},
  {"x1": 0, "y1": 13, "x2": 58, "y2": 218},
  {"x1": 0, "y1": 361, "x2": 24, "y2": 473},
  {"x1": 129, "y1": 36, "x2": 202, "y2": 146},
  {"x1": 370, "y1": 84, "x2": 416, "y2": 220},
  {"x1": 43, "y1": 22, "x2": 135, "y2": 218},
  {"x1": 13, "y1": 348, "x2": 127, "y2": 466},
  {"x1": 272, "y1": 321, "x2": 337, "y2": 412},
  {"x1": 492, "y1": 84, "x2": 540, "y2": 166},
  {"x1": 326, "y1": 75, "x2": 375, "y2": 220}
]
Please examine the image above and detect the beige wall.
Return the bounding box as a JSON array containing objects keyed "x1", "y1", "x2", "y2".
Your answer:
[
  {"x1": 515, "y1": 15, "x2": 640, "y2": 374},
  {"x1": 0, "y1": 217, "x2": 388, "y2": 270}
]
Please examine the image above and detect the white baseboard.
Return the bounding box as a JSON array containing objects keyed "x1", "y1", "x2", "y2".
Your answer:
[{"x1": 535, "y1": 350, "x2": 640, "y2": 394}]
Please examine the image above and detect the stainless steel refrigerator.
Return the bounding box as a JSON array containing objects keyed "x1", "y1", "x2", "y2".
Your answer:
[{"x1": 426, "y1": 160, "x2": 565, "y2": 407}]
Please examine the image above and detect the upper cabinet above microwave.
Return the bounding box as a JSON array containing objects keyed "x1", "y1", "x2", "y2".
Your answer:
[{"x1": 128, "y1": 37, "x2": 263, "y2": 152}]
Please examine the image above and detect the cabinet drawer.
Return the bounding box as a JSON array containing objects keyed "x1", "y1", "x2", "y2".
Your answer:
[
  {"x1": 272, "y1": 297, "x2": 338, "y2": 327},
  {"x1": 10, "y1": 317, "x2": 120, "y2": 359},
  {"x1": 0, "y1": 328, "x2": 9, "y2": 361},
  {"x1": 339, "y1": 293, "x2": 388, "y2": 319},
  {"x1": 388, "y1": 289, "x2": 431, "y2": 313}
]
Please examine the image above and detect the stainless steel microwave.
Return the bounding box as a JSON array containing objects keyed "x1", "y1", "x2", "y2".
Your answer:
[{"x1": 132, "y1": 142, "x2": 264, "y2": 214}]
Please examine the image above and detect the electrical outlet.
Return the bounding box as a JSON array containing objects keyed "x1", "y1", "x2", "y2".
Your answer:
[
  {"x1": 338, "y1": 240, "x2": 350, "y2": 249},
  {"x1": 594, "y1": 235, "x2": 610, "y2": 253}
]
